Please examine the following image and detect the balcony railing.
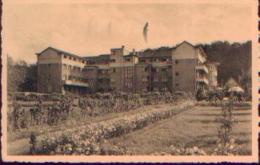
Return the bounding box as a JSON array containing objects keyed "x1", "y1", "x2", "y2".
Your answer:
[
  {"x1": 64, "y1": 80, "x2": 89, "y2": 87},
  {"x1": 196, "y1": 64, "x2": 209, "y2": 74},
  {"x1": 196, "y1": 77, "x2": 209, "y2": 85},
  {"x1": 152, "y1": 61, "x2": 172, "y2": 66}
]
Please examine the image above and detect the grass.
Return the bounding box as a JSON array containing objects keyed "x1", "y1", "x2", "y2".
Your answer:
[
  {"x1": 104, "y1": 106, "x2": 252, "y2": 155},
  {"x1": 8, "y1": 104, "x2": 252, "y2": 155}
]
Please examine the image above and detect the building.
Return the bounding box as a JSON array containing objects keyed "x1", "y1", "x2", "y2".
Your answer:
[
  {"x1": 36, "y1": 47, "x2": 88, "y2": 94},
  {"x1": 36, "y1": 41, "x2": 218, "y2": 95},
  {"x1": 207, "y1": 62, "x2": 220, "y2": 90}
]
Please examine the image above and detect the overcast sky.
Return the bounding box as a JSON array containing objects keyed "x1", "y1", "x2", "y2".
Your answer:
[{"x1": 3, "y1": 0, "x2": 252, "y2": 63}]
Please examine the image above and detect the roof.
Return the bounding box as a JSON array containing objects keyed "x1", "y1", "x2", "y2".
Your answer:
[
  {"x1": 36, "y1": 47, "x2": 85, "y2": 60},
  {"x1": 124, "y1": 52, "x2": 138, "y2": 57},
  {"x1": 139, "y1": 47, "x2": 173, "y2": 58},
  {"x1": 84, "y1": 54, "x2": 110, "y2": 63},
  {"x1": 137, "y1": 41, "x2": 207, "y2": 58}
]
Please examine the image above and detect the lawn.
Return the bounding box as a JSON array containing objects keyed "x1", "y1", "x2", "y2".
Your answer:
[{"x1": 104, "y1": 106, "x2": 252, "y2": 155}]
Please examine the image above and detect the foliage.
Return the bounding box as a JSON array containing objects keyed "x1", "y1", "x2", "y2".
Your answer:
[
  {"x1": 213, "y1": 99, "x2": 238, "y2": 155},
  {"x1": 198, "y1": 41, "x2": 251, "y2": 94},
  {"x1": 34, "y1": 101, "x2": 194, "y2": 155},
  {"x1": 8, "y1": 92, "x2": 178, "y2": 130},
  {"x1": 7, "y1": 55, "x2": 37, "y2": 93},
  {"x1": 195, "y1": 87, "x2": 207, "y2": 101}
]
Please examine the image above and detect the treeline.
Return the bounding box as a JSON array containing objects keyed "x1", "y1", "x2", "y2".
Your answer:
[
  {"x1": 197, "y1": 41, "x2": 251, "y2": 91},
  {"x1": 7, "y1": 56, "x2": 37, "y2": 93}
]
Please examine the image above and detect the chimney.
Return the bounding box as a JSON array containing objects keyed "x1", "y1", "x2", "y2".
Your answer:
[{"x1": 132, "y1": 49, "x2": 136, "y2": 54}]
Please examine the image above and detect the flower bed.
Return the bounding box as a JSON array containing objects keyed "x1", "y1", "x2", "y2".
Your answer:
[
  {"x1": 34, "y1": 101, "x2": 194, "y2": 155},
  {"x1": 196, "y1": 101, "x2": 251, "y2": 108}
]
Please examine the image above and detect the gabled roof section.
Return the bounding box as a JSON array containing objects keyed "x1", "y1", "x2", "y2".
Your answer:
[
  {"x1": 175, "y1": 41, "x2": 195, "y2": 48},
  {"x1": 175, "y1": 41, "x2": 207, "y2": 58},
  {"x1": 36, "y1": 47, "x2": 85, "y2": 60},
  {"x1": 197, "y1": 47, "x2": 207, "y2": 58}
]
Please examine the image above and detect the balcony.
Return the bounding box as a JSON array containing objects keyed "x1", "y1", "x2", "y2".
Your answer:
[
  {"x1": 64, "y1": 80, "x2": 89, "y2": 87},
  {"x1": 196, "y1": 76, "x2": 209, "y2": 85},
  {"x1": 196, "y1": 64, "x2": 209, "y2": 74},
  {"x1": 198, "y1": 51, "x2": 206, "y2": 63}
]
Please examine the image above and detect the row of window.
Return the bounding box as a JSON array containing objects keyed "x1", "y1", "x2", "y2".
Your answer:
[
  {"x1": 62, "y1": 64, "x2": 83, "y2": 71},
  {"x1": 62, "y1": 54, "x2": 86, "y2": 64},
  {"x1": 63, "y1": 75, "x2": 88, "y2": 82},
  {"x1": 143, "y1": 76, "x2": 169, "y2": 82},
  {"x1": 139, "y1": 58, "x2": 171, "y2": 63},
  {"x1": 144, "y1": 67, "x2": 171, "y2": 72}
]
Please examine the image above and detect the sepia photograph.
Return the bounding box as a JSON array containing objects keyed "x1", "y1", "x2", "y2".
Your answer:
[{"x1": 1, "y1": 0, "x2": 258, "y2": 163}]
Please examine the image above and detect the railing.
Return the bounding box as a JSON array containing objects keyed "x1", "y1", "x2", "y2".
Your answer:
[
  {"x1": 195, "y1": 64, "x2": 209, "y2": 74},
  {"x1": 64, "y1": 80, "x2": 89, "y2": 87},
  {"x1": 196, "y1": 76, "x2": 209, "y2": 85},
  {"x1": 152, "y1": 61, "x2": 172, "y2": 66}
]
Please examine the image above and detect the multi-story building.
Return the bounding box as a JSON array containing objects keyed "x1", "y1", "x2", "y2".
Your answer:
[
  {"x1": 36, "y1": 47, "x2": 88, "y2": 94},
  {"x1": 36, "y1": 41, "x2": 218, "y2": 95}
]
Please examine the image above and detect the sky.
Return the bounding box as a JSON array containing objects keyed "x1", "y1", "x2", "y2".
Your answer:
[{"x1": 3, "y1": 0, "x2": 253, "y2": 63}]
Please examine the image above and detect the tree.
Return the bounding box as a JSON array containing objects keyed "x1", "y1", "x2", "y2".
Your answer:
[
  {"x1": 7, "y1": 55, "x2": 37, "y2": 93},
  {"x1": 197, "y1": 41, "x2": 251, "y2": 95}
]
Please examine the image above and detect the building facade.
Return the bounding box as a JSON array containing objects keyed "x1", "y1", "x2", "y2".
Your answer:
[
  {"x1": 207, "y1": 62, "x2": 220, "y2": 90},
  {"x1": 36, "y1": 41, "x2": 218, "y2": 95}
]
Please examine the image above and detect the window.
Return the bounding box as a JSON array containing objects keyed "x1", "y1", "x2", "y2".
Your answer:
[
  {"x1": 161, "y1": 58, "x2": 167, "y2": 62},
  {"x1": 110, "y1": 59, "x2": 116, "y2": 63},
  {"x1": 64, "y1": 55, "x2": 67, "y2": 59},
  {"x1": 161, "y1": 68, "x2": 167, "y2": 72},
  {"x1": 126, "y1": 58, "x2": 131, "y2": 62},
  {"x1": 175, "y1": 83, "x2": 179, "y2": 87},
  {"x1": 175, "y1": 60, "x2": 179, "y2": 64},
  {"x1": 113, "y1": 68, "x2": 116, "y2": 73},
  {"x1": 144, "y1": 67, "x2": 148, "y2": 72},
  {"x1": 175, "y1": 72, "x2": 179, "y2": 76},
  {"x1": 69, "y1": 57, "x2": 72, "y2": 60},
  {"x1": 63, "y1": 64, "x2": 67, "y2": 69},
  {"x1": 168, "y1": 65, "x2": 172, "y2": 69}
]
